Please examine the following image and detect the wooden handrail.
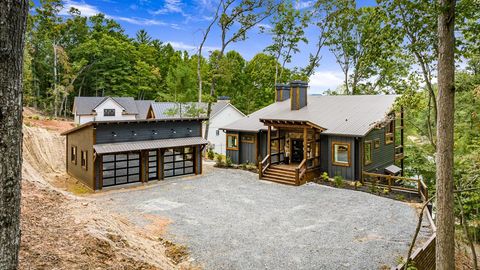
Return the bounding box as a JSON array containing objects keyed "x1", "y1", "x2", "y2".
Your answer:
[
  {"x1": 259, "y1": 154, "x2": 271, "y2": 179},
  {"x1": 363, "y1": 172, "x2": 418, "y2": 183}
]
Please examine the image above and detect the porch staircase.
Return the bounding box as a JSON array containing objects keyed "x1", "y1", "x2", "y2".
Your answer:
[{"x1": 261, "y1": 165, "x2": 299, "y2": 186}]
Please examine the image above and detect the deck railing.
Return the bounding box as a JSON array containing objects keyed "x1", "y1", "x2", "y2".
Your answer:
[
  {"x1": 295, "y1": 159, "x2": 308, "y2": 185},
  {"x1": 258, "y1": 154, "x2": 270, "y2": 179},
  {"x1": 362, "y1": 171, "x2": 429, "y2": 202}
]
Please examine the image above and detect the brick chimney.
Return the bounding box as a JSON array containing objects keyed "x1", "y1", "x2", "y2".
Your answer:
[
  {"x1": 290, "y1": 81, "x2": 308, "y2": 110},
  {"x1": 275, "y1": 84, "x2": 290, "y2": 102}
]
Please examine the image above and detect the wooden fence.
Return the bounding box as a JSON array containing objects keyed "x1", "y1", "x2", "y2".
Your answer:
[
  {"x1": 362, "y1": 172, "x2": 429, "y2": 202},
  {"x1": 392, "y1": 235, "x2": 436, "y2": 270}
]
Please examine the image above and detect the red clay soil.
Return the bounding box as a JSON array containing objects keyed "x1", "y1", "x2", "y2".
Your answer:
[{"x1": 19, "y1": 180, "x2": 158, "y2": 270}]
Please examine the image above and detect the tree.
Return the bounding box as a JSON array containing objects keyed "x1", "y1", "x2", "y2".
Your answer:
[
  {"x1": 435, "y1": 0, "x2": 456, "y2": 268},
  {"x1": 0, "y1": 0, "x2": 29, "y2": 268},
  {"x1": 203, "y1": 0, "x2": 276, "y2": 140}
]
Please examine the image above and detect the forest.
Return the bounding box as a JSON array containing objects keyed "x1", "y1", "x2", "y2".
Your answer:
[{"x1": 20, "y1": 0, "x2": 480, "y2": 267}]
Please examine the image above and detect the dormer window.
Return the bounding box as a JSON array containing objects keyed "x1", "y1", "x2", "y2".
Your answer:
[{"x1": 104, "y1": 109, "x2": 115, "y2": 116}]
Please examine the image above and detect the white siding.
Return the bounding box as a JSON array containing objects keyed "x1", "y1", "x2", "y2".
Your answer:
[
  {"x1": 207, "y1": 105, "x2": 245, "y2": 155},
  {"x1": 74, "y1": 98, "x2": 136, "y2": 125}
]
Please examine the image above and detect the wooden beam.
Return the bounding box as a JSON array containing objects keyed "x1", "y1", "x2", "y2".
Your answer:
[
  {"x1": 267, "y1": 126, "x2": 271, "y2": 164},
  {"x1": 303, "y1": 127, "x2": 307, "y2": 160}
]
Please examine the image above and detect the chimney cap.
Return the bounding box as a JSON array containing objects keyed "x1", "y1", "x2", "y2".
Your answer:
[
  {"x1": 275, "y1": 83, "x2": 290, "y2": 90},
  {"x1": 217, "y1": 96, "x2": 230, "y2": 101},
  {"x1": 290, "y1": 80, "x2": 308, "y2": 87}
]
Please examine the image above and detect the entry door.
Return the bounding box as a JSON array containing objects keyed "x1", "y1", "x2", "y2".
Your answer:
[
  {"x1": 102, "y1": 152, "x2": 141, "y2": 187},
  {"x1": 163, "y1": 147, "x2": 195, "y2": 178},
  {"x1": 291, "y1": 140, "x2": 304, "y2": 163}
]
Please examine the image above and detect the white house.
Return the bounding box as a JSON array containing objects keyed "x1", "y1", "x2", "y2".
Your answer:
[
  {"x1": 147, "y1": 99, "x2": 245, "y2": 155},
  {"x1": 72, "y1": 97, "x2": 153, "y2": 125}
]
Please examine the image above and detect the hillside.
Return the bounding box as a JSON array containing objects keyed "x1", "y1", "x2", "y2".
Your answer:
[{"x1": 19, "y1": 108, "x2": 195, "y2": 270}]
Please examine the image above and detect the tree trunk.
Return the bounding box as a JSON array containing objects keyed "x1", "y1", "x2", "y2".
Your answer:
[
  {"x1": 53, "y1": 41, "x2": 58, "y2": 117},
  {"x1": 436, "y1": 0, "x2": 456, "y2": 269},
  {"x1": 0, "y1": 0, "x2": 28, "y2": 268}
]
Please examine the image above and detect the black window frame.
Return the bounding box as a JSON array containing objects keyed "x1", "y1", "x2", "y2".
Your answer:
[
  {"x1": 163, "y1": 147, "x2": 195, "y2": 178},
  {"x1": 71, "y1": 146, "x2": 77, "y2": 164},
  {"x1": 102, "y1": 152, "x2": 141, "y2": 187},
  {"x1": 104, "y1": 109, "x2": 115, "y2": 116},
  {"x1": 81, "y1": 150, "x2": 88, "y2": 170}
]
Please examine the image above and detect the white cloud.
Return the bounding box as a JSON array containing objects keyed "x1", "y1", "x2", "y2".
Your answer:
[
  {"x1": 59, "y1": 0, "x2": 166, "y2": 26},
  {"x1": 294, "y1": 0, "x2": 314, "y2": 10},
  {"x1": 257, "y1": 23, "x2": 272, "y2": 30},
  {"x1": 151, "y1": 0, "x2": 183, "y2": 15},
  {"x1": 60, "y1": 0, "x2": 101, "y2": 16},
  {"x1": 167, "y1": 41, "x2": 219, "y2": 52},
  {"x1": 308, "y1": 70, "x2": 344, "y2": 94},
  {"x1": 115, "y1": 17, "x2": 166, "y2": 26}
]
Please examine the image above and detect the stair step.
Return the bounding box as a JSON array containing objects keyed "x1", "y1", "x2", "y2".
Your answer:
[
  {"x1": 270, "y1": 166, "x2": 296, "y2": 172},
  {"x1": 262, "y1": 176, "x2": 298, "y2": 186},
  {"x1": 267, "y1": 167, "x2": 297, "y2": 174},
  {"x1": 263, "y1": 173, "x2": 296, "y2": 182},
  {"x1": 265, "y1": 169, "x2": 295, "y2": 177}
]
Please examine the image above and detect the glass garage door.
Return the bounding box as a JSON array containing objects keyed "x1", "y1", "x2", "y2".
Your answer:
[
  {"x1": 102, "y1": 152, "x2": 141, "y2": 187},
  {"x1": 148, "y1": 150, "x2": 158, "y2": 180},
  {"x1": 163, "y1": 147, "x2": 195, "y2": 178}
]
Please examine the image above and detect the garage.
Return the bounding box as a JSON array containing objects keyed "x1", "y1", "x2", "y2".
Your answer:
[
  {"x1": 164, "y1": 147, "x2": 195, "y2": 178},
  {"x1": 102, "y1": 152, "x2": 141, "y2": 187}
]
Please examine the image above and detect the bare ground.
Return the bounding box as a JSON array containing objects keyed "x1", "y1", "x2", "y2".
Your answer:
[{"x1": 20, "y1": 109, "x2": 196, "y2": 270}]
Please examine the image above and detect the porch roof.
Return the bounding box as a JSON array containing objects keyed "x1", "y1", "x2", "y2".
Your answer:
[{"x1": 93, "y1": 137, "x2": 208, "y2": 154}]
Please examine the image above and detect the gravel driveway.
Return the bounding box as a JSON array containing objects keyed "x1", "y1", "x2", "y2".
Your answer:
[{"x1": 94, "y1": 164, "x2": 430, "y2": 270}]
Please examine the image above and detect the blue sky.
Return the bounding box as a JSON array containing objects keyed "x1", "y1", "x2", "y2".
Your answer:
[{"x1": 52, "y1": 0, "x2": 376, "y2": 94}]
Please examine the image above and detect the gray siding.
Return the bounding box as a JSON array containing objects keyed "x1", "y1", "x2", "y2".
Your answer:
[
  {"x1": 321, "y1": 135, "x2": 357, "y2": 180},
  {"x1": 259, "y1": 131, "x2": 267, "y2": 159},
  {"x1": 239, "y1": 132, "x2": 257, "y2": 164},
  {"x1": 95, "y1": 121, "x2": 202, "y2": 144},
  {"x1": 363, "y1": 126, "x2": 395, "y2": 173}
]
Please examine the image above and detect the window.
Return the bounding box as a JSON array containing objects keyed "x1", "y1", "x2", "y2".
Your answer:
[
  {"x1": 364, "y1": 141, "x2": 373, "y2": 165},
  {"x1": 216, "y1": 129, "x2": 220, "y2": 136},
  {"x1": 332, "y1": 142, "x2": 350, "y2": 166},
  {"x1": 374, "y1": 139, "x2": 380, "y2": 149},
  {"x1": 71, "y1": 146, "x2": 77, "y2": 164},
  {"x1": 104, "y1": 109, "x2": 115, "y2": 116},
  {"x1": 241, "y1": 134, "x2": 255, "y2": 143},
  {"x1": 385, "y1": 120, "x2": 394, "y2": 144},
  {"x1": 81, "y1": 151, "x2": 88, "y2": 170},
  {"x1": 226, "y1": 134, "x2": 239, "y2": 150}
]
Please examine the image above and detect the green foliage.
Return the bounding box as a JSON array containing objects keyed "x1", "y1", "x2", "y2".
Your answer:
[
  {"x1": 215, "y1": 154, "x2": 224, "y2": 167},
  {"x1": 225, "y1": 156, "x2": 233, "y2": 167},
  {"x1": 321, "y1": 172, "x2": 329, "y2": 182},
  {"x1": 333, "y1": 175, "x2": 344, "y2": 188},
  {"x1": 207, "y1": 150, "x2": 215, "y2": 160}
]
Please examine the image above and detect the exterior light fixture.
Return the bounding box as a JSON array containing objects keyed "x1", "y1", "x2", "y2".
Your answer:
[
  {"x1": 152, "y1": 130, "x2": 158, "y2": 135},
  {"x1": 187, "y1": 128, "x2": 192, "y2": 133},
  {"x1": 112, "y1": 132, "x2": 117, "y2": 137},
  {"x1": 132, "y1": 131, "x2": 137, "y2": 136},
  {"x1": 171, "y1": 129, "x2": 176, "y2": 134}
]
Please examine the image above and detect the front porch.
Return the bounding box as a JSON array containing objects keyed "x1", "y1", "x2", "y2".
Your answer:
[{"x1": 258, "y1": 119, "x2": 324, "y2": 185}]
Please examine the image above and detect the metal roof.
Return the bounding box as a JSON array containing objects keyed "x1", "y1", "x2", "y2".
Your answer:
[
  {"x1": 149, "y1": 101, "x2": 239, "y2": 119},
  {"x1": 134, "y1": 100, "x2": 154, "y2": 119},
  {"x1": 222, "y1": 95, "x2": 398, "y2": 137},
  {"x1": 73, "y1": 96, "x2": 139, "y2": 115},
  {"x1": 93, "y1": 136, "x2": 208, "y2": 154}
]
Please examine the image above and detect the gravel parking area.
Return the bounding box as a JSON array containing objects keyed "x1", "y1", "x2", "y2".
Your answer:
[{"x1": 94, "y1": 164, "x2": 430, "y2": 270}]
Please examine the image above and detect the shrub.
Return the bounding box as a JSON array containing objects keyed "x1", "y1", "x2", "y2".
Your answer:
[
  {"x1": 334, "y1": 175, "x2": 344, "y2": 188},
  {"x1": 321, "y1": 172, "x2": 329, "y2": 182},
  {"x1": 215, "y1": 154, "x2": 224, "y2": 167},
  {"x1": 369, "y1": 182, "x2": 378, "y2": 193},
  {"x1": 395, "y1": 194, "x2": 406, "y2": 201},
  {"x1": 207, "y1": 150, "x2": 215, "y2": 160},
  {"x1": 383, "y1": 188, "x2": 390, "y2": 195},
  {"x1": 225, "y1": 156, "x2": 233, "y2": 167}
]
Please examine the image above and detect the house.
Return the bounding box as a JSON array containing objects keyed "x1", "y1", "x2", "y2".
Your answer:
[
  {"x1": 221, "y1": 81, "x2": 404, "y2": 186},
  {"x1": 72, "y1": 96, "x2": 154, "y2": 125},
  {"x1": 61, "y1": 117, "x2": 208, "y2": 190},
  {"x1": 146, "y1": 98, "x2": 245, "y2": 155}
]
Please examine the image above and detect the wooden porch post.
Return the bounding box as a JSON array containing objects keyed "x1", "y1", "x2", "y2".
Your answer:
[
  {"x1": 303, "y1": 127, "x2": 307, "y2": 160},
  {"x1": 267, "y1": 125, "x2": 271, "y2": 164}
]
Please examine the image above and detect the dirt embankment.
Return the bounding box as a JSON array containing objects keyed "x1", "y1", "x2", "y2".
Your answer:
[{"x1": 20, "y1": 110, "x2": 195, "y2": 270}]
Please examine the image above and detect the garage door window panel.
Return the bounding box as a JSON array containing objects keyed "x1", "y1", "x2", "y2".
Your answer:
[
  {"x1": 163, "y1": 147, "x2": 195, "y2": 178},
  {"x1": 102, "y1": 152, "x2": 141, "y2": 187}
]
